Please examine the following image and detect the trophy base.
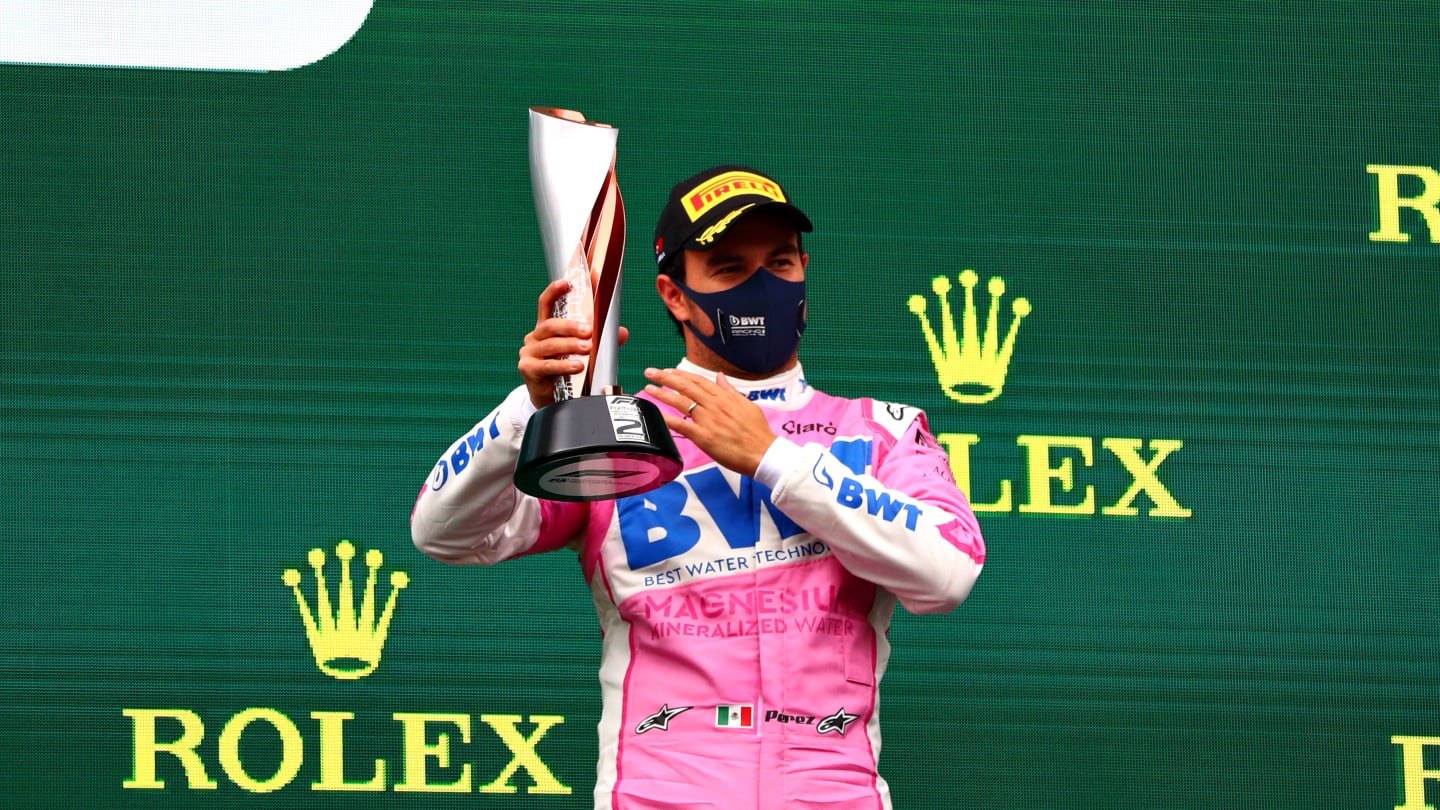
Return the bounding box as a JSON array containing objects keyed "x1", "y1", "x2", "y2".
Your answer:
[{"x1": 514, "y1": 394, "x2": 683, "y2": 502}]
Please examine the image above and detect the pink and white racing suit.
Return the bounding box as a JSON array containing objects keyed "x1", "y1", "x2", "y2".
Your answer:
[{"x1": 411, "y1": 361, "x2": 985, "y2": 810}]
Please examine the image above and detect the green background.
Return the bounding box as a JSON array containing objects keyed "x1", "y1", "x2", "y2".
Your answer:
[{"x1": 2, "y1": 2, "x2": 1436, "y2": 807}]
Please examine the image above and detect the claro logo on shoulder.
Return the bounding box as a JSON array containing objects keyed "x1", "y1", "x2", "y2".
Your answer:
[
  {"x1": 123, "y1": 541, "x2": 572, "y2": 796},
  {"x1": 908, "y1": 269, "x2": 1192, "y2": 518}
]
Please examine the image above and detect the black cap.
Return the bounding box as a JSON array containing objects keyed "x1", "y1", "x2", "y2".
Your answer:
[{"x1": 653, "y1": 165, "x2": 814, "y2": 272}]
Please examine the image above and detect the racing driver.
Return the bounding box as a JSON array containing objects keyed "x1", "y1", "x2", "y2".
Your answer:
[{"x1": 411, "y1": 165, "x2": 986, "y2": 809}]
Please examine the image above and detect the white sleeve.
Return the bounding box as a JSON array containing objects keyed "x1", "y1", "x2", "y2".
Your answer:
[
  {"x1": 410, "y1": 386, "x2": 583, "y2": 565},
  {"x1": 759, "y1": 433, "x2": 985, "y2": 615}
]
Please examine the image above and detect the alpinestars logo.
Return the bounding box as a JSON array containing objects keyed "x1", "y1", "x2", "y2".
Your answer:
[
  {"x1": 281, "y1": 540, "x2": 409, "y2": 680},
  {"x1": 908, "y1": 270, "x2": 1031, "y2": 404},
  {"x1": 635, "y1": 705, "x2": 690, "y2": 734},
  {"x1": 817, "y1": 708, "x2": 860, "y2": 735}
]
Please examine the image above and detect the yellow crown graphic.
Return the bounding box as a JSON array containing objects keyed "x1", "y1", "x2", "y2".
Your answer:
[
  {"x1": 282, "y1": 541, "x2": 409, "y2": 680},
  {"x1": 907, "y1": 270, "x2": 1032, "y2": 404}
]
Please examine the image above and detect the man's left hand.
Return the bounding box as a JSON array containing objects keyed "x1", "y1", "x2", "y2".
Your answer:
[{"x1": 643, "y1": 368, "x2": 776, "y2": 478}]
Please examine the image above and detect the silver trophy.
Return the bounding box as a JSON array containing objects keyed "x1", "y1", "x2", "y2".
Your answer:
[{"x1": 513, "y1": 107, "x2": 681, "y2": 501}]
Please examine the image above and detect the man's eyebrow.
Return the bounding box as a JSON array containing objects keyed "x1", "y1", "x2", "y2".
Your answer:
[
  {"x1": 703, "y1": 242, "x2": 800, "y2": 268},
  {"x1": 705, "y1": 251, "x2": 744, "y2": 266}
]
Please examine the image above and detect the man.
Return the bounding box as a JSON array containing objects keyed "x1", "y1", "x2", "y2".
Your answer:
[{"x1": 411, "y1": 165, "x2": 985, "y2": 810}]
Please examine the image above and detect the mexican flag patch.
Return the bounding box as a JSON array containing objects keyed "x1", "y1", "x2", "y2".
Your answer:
[{"x1": 715, "y1": 704, "x2": 754, "y2": 728}]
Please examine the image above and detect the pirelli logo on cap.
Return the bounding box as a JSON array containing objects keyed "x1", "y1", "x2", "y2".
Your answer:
[{"x1": 683, "y1": 171, "x2": 786, "y2": 221}]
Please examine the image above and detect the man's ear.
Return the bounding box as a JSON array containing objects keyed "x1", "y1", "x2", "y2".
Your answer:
[{"x1": 655, "y1": 274, "x2": 691, "y2": 323}]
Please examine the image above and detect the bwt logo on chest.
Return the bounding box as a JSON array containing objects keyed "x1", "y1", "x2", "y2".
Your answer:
[{"x1": 618, "y1": 440, "x2": 873, "y2": 571}]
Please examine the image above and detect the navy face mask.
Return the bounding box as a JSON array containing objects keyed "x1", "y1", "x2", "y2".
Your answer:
[{"x1": 678, "y1": 269, "x2": 806, "y2": 376}]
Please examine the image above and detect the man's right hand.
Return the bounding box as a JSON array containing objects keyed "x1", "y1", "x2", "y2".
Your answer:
[
  {"x1": 518, "y1": 277, "x2": 630, "y2": 410},
  {"x1": 519, "y1": 278, "x2": 593, "y2": 410}
]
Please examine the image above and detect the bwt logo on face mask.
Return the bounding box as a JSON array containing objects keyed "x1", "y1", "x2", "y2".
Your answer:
[{"x1": 727, "y1": 314, "x2": 766, "y2": 337}]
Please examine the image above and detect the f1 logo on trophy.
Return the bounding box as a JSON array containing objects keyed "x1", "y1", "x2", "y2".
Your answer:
[{"x1": 513, "y1": 107, "x2": 682, "y2": 501}]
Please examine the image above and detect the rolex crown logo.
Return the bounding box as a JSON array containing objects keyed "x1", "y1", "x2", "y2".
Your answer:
[
  {"x1": 908, "y1": 270, "x2": 1032, "y2": 404},
  {"x1": 282, "y1": 541, "x2": 409, "y2": 680}
]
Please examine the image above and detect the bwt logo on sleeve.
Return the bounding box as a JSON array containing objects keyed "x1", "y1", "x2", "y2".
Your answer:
[{"x1": 0, "y1": 1, "x2": 374, "y2": 72}]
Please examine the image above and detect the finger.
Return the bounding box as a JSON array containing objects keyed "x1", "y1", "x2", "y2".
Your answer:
[
  {"x1": 643, "y1": 383, "x2": 690, "y2": 414},
  {"x1": 539, "y1": 357, "x2": 586, "y2": 377},
  {"x1": 536, "y1": 279, "x2": 594, "y2": 336},
  {"x1": 528, "y1": 317, "x2": 591, "y2": 343},
  {"x1": 520, "y1": 354, "x2": 587, "y2": 381},
  {"x1": 617, "y1": 325, "x2": 630, "y2": 347},
  {"x1": 659, "y1": 411, "x2": 700, "y2": 441},
  {"x1": 536, "y1": 278, "x2": 570, "y2": 323},
  {"x1": 644, "y1": 367, "x2": 720, "y2": 403},
  {"x1": 523, "y1": 334, "x2": 592, "y2": 360},
  {"x1": 641, "y1": 371, "x2": 703, "y2": 411},
  {"x1": 521, "y1": 353, "x2": 586, "y2": 382}
]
